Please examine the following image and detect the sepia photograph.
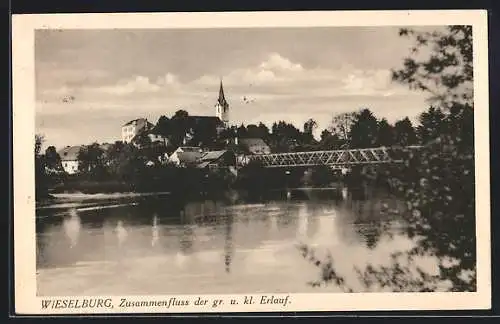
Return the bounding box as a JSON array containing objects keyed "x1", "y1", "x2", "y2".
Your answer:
[{"x1": 13, "y1": 10, "x2": 490, "y2": 314}]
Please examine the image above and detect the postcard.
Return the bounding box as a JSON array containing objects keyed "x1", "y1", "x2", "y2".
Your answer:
[{"x1": 12, "y1": 10, "x2": 490, "y2": 314}]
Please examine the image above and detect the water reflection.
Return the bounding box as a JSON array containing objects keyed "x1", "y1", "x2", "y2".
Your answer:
[
  {"x1": 36, "y1": 190, "x2": 439, "y2": 295},
  {"x1": 151, "y1": 214, "x2": 159, "y2": 247},
  {"x1": 115, "y1": 220, "x2": 128, "y2": 247},
  {"x1": 62, "y1": 209, "x2": 81, "y2": 248},
  {"x1": 296, "y1": 204, "x2": 309, "y2": 243},
  {"x1": 224, "y1": 213, "x2": 234, "y2": 273}
]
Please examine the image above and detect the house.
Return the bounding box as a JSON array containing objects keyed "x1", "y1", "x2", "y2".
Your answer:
[
  {"x1": 121, "y1": 118, "x2": 154, "y2": 143},
  {"x1": 238, "y1": 138, "x2": 271, "y2": 155},
  {"x1": 57, "y1": 145, "x2": 82, "y2": 174},
  {"x1": 169, "y1": 146, "x2": 204, "y2": 167},
  {"x1": 230, "y1": 138, "x2": 271, "y2": 166},
  {"x1": 196, "y1": 150, "x2": 236, "y2": 170}
]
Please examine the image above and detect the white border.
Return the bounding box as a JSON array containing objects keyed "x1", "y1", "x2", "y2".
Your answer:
[{"x1": 12, "y1": 10, "x2": 491, "y2": 314}]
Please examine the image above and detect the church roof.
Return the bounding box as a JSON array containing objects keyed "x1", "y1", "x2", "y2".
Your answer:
[
  {"x1": 187, "y1": 116, "x2": 224, "y2": 128},
  {"x1": 217, "y1": 80, "x2": 228, "y2": 107}
]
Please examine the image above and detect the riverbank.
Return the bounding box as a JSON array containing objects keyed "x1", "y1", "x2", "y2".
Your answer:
[
  {"x1": 36, "y1": 191, "x2": 172, "y2": 210},
  {"x1": 50, "y1": 180, "x2": 135, "y2": 194}
]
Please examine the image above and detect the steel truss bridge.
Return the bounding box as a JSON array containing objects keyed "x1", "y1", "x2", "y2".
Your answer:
[{"x1": 241, "y1": 146, "x2": 422, "y2": 168}]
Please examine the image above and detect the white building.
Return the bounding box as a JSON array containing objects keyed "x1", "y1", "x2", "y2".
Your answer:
[
  {"x1": 121, "y1": 118, "x2": 154, "y2": 143},
  {"x1": 58, "y1": 146, "x2": 82, "y2": 174}
]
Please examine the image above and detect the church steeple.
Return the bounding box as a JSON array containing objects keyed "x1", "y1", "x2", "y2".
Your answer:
[
  {"x1": 215, "y1": 79, "x2": 229, "y2": 126},
  {"x1": 218, "y1": 80, "x2": 228, "y2": 107}
]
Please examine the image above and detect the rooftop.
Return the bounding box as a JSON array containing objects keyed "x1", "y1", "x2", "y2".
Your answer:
[
  {"x1": 200, "y1": 150, "x2": 227, "y2": 161},
  {"x1": 58, "y1": 145, "x2": 82, "y2": 161},
  {"x1": 176, "y1": 146, "x2": 203, "y2": 153},
  {"x1": 175, "y1": 151, "x2": 204, "y2": 164},
  {"x1": 187, "y1": 116, "x2": 224, "y2": 126},
  {"x1": 122, "y1": 118, "x2": 149, "y2": 127}
]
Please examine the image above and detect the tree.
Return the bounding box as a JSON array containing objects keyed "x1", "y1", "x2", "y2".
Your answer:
[
  {"x1": 303, "y1": 26, "x2": 477, "y2": 292},
  {"x1": 155, "y1": 115, "x2": 171, "y2": 137},
  {"x1": 257, "y1": 122, "x2": 270, "y2": 141},
  {"x1": 35, "y1": 134, "x2": 44, "y2": 156},
  {"x1": 328, "y1": 111, "x2": 359, "y2": 145},
  {"x1": 236, "y1": 124, "x2": 247, "y2": 138},
  {"x1": 243, "y1": 123, "x2": 271, "y2": 140},
  {"x1": 218, "y1": 125, "x2": 238, "y2": 143},
  {"x1": 393, "y1": 117, "x2": 417, "y2": 146},
  {"x1": 349, "y1": 109, "x2": 379, "y2": 148},
  {"x1": 246, "y1": 124, "x2": 261, "y2": 138},
  {"x1": 132, "y1": 132, "x2": 152, "y2": 149},
  {"x1": 392, "y1": 26, "x2": 473, "y2": 109},
  {"x1": 34, "y1": 134, "x2": 48, "y2": 200},
  {"x1": 376, "y1": 118, "x2": 395, "y2": 147},
  {"x1": 390, "y1": 26, "x2": 476, "y2": 291},
  {"x1": 270, "y1": 121, "x2": 302, "y2": 152},
  {"x1": 173, "y1": 109, "x2": 189, "y2": 119},
  {"x1": 106, "y1": 143, "x2": 144, "y2": 181},
  {"x1": 320, "y1": 129, "x2": 331, "y2": 142},
  {"x1": 302, "y1": 118, "x2": 318, "y2": 145},
  {"x1": 169, "y1": 110, "x2": 191, "y2": 147},
  {"x1": 303, "y1": 118, "x2": 317, "y2": 135},
  {"x1": 319, "y1": 129, "x2": 342, "y2": 150},
  {"x1": 417, "y1": 106, "x2": 446, "y2": 144},
  {"x1": 77, "y1": 143, "x2": 105, "y2": 174},
  {"x1": 44, "y1": 146, "x2": 62, "y2": 170},
  {"x1": 105, "y1": 141, "x2": 126, "y2": 174},
  {"x1": 189, "y1": 120, "x2": 218, "y2": 148}
]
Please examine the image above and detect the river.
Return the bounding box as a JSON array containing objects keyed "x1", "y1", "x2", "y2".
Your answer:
[{"x1": 35, "y1": 190, "x2": 448, "y2": 295}]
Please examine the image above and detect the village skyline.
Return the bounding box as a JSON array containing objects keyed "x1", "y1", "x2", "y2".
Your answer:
[{"x1": 34, "y1": 26, "x2": 439, "y2": 150}]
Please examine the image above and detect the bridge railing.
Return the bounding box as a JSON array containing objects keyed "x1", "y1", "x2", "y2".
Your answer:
[{"x1": 239, "y1": 146, "x2": 422, "y2": 168}]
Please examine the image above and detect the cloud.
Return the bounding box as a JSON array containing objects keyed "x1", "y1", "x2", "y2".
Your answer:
[
  {"x1": 156, "y1": 73, "x2": 180, "y2": 87},
  {"x1": 259, "y1": 52, "x2": 304, "y2": 72},
  {"x1": 97, "y1": 76, "x2": 162, "y2": 95},
  {"x1": 39, "y1": 52, "x2": 414, "y2": 103},
  {"x1": 192, "y1": 53, "x2": 410, "y2": 99},
  {"x1": 36, "y1": 65, "x2": 111, "y2": 93},
  {"x1": 37, "y1": 52, "x2": 429, "y2": 148},
  {"x1": 192, "y1": 53, "x2": 305, "y2": 87},
  {"x1": 39, "y1": 72, "x2": 184, "y2": 102}
]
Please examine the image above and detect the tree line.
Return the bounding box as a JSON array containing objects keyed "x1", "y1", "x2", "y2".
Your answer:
[{"x1": 297, "y1": 25, "x2": 476, "y2": 292}]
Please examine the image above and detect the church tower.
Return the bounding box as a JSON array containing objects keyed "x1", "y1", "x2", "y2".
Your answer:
[{"x1": 215, "y1": 80, "x2": 229, "y2": 126}]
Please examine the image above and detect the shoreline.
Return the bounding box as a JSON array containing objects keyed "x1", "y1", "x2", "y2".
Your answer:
[{"x1": 35, "y1": 191, "x2": 172, "y2": 209}]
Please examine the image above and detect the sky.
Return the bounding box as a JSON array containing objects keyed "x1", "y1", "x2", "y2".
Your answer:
[{"x1": 35, "y1": 27, "x2": 435, "y2": 150}]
